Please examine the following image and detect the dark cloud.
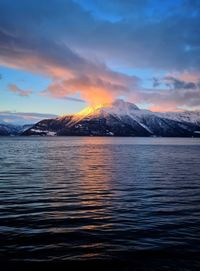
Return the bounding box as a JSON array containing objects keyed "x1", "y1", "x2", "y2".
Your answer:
[
  {"x1": 152, "y1": 75, "x2": 199, "y2": 90},
  {"x1": 63, "y1": 96, "x2": 85, "y2": 103},
  {"x1": 152, "y1": 76, "x2": 199, "y2": 90},
  {"x1": 0, "y1": 1, "x2": 139, "y2": 103},
  {"x1": 61, "y1": 0, "x2": 200, "y2": 71},
  {"x1": 164, "y1": 76, "x2": 197, "y2": 90},
  {"x1": 152, "y1": 77, "x2": 160, "y2": 88},
  {"x1": 1, "y1": 0, "x2": 200, "y2": 71}
]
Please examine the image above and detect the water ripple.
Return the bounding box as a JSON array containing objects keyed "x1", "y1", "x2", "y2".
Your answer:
[{"x1": 0, "y1": 137, "x2": 200, "y2": 268}]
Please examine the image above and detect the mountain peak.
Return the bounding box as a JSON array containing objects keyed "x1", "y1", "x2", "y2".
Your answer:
[
  {"x1": 58, "y1": 99, "x2": 140, "y2": 125},
  {"x1": 111, "y1": 99, "x2": 139, "y2": 110},
  {"x1": 23, "y1": 99, "x2": 200, "y2": 137},
  {"x1": 73, "y1": 99, "x2": 140, "y2": 120},
  {"x1": 79, "y1": 99, "x2": 139, "y2": 114},
  {"x1": 59, "y1": 100, "x2": 140, "y2": 120}
]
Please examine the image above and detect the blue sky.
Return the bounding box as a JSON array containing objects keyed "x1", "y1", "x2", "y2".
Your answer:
[
  {"x1": 0, "y1": 0, "x2": 200, "y2": 124},
  {"x1": 0, "y1": 66, "x2": 86, "y2": 115}
]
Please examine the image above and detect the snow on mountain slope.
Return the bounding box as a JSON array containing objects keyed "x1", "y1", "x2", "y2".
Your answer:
[
  {"x1": 159, "y1": 111, "x2": 200, "y2": 124},
  {"x1": 23, "y1": 100, "x2": 200, "y2": 137},
  {"x1": 0, "y1": 123, "x2": 32, "y2": 136},
  {"x1": 59, "y1": 99, "x2": 149, "y2": 126}
]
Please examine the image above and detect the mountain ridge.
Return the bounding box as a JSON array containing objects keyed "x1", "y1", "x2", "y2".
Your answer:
[
  {"x1": 0, "y1": 123, "x2": 33, "y2": 136},
  {"x1": 21, "y1": 100, "x2": 200, "y2": 137}
]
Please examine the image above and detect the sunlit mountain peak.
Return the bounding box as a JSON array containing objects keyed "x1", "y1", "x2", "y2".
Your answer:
[
  {"x1": 24, "y1": 99, "x2": 200, "y2": 137},
  {"x1": 58, "y1": 99, "x2": 140, "y2": 121},
  {"x1": 75, "y1": 103, "x2": 106, "y2": 117},
  {"x1": 75, "y1": 99, "x2": 139, "y2": 117}
]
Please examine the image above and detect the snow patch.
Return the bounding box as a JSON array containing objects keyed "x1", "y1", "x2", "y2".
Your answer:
[{"x1": 30, "y1": 128, "x2": 56, "y2": 136}]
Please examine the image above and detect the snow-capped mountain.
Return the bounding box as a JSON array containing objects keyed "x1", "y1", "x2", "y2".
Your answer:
[
  {"x1": 0, "y1": 123, "x2": 33, "y2": 136},
  {"x1": 23, "y1": 100, "x2": 200, "y2": 137},
  {"x1": 159, "y1": 111, "x2": 200, "y2": 125}
]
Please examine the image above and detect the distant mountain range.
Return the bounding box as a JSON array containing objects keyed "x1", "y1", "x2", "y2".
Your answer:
[
  {"x1": 0, "y1": 123, "x2": 33, "y2": 136},
  {"x1": 0, "y1": 123, "x2": 32, "y2": 136},
  {"x1": 17, "y1": 100, "x2": 200, "y2": 137}
]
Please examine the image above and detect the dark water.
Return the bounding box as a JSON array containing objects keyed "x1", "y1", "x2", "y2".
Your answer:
[{"x1": 0, "y1": 137, "x2": 200, "y2": 269}]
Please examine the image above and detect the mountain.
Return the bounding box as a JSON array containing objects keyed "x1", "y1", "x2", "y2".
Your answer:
[
  {"x1": 0, "y1": 124, "x2": 33, "y2": 136},
  {"x1": 22, "y1": 100, "x2": 200, "y2": 137}
]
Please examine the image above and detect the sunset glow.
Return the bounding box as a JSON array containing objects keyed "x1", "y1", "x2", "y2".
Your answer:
[
  {"x1": 0, "y1": 0, "x2": 200, "y2": 122},
  {"x1": 1, "y1": 2, "x2": 200, "y2": 267}
]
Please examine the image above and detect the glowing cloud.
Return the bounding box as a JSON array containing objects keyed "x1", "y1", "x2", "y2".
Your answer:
[{"x1": 0, "y1": 0, "x2": 200, "y2": 111}]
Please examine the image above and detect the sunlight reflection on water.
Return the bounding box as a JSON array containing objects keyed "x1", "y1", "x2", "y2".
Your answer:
[{"x1": 0, "y1": 137, "x2": 200, "y2": 267}]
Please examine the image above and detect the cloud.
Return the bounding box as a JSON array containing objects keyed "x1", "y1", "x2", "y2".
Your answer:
[
  {"x1": 141, "y1": 74, "x2": 200, "y2": 111},
  {"x1": 54, "y1": 0, "x2": 200, "y2": 72},
  {"x1": 42, "y1": 71, "x2": 139, "y2": 104},
  {"x1": 1, "y1": 0, "x2": 199, "y2": 69},
  {"x1": 0, "y1": 0, "x2": 200, "y2": 110},
  {"x1": 136, "y1": 85, "x2": 200, "y2": 112},
  {"x1": 165, "y1": 76, "x2": 197, "y2": 90},
  {"x1": 152, "y1": 77, "x2": 160, "y2": 88},
  {"x1": 0, "y1": 111, "x2": 57, "y2": 125},
  {"x1": 62, "y1": 96, "x2": 85, "y2": 103},
  {"x1": 0, "y1": 3, "x2": 139, "y2": 104},
  {"x1": 153, "y1": 75, "x2": 199, "y2": 90},
  {"x1": 148, "y1": 87, "x2": 200, "y2": 111},
  {"x1": 8, "y1": 84, "x2": 32, "y2": 96}
]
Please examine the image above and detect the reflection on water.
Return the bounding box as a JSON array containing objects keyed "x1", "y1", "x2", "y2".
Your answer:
[{"x1": 0, "y1": 137, "x2": 200, "y2": 268}]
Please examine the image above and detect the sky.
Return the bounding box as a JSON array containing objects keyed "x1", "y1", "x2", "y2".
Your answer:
[{"x1": 0, "y1": 0, "x2": 200, "y2": 124}]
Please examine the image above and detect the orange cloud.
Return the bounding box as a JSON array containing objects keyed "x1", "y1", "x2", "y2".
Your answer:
[
  {"x1": 42, "y1": 69, "x2": 138, "y2": 105},
  {"x1": 0, "y1": 39, "x2": 139, "y2": 105},
  {"x1": 1, "y1": 31, "x2": 200, "y2": 111},
  {"x1": 43, "y1": 78, "x2": 122, "y2": 105}
]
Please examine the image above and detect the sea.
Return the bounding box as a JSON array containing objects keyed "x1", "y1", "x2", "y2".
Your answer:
[{"x1": 0, "y1": 137, "x2": 200, "y2": 270}]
